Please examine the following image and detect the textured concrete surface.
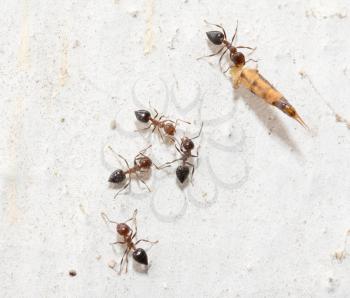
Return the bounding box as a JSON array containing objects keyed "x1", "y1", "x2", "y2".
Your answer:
[{"x1": 1, "y1": 0, "x2": 350, "y2": 297}]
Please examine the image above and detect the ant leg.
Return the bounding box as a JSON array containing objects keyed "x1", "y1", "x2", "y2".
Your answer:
[
  {"x1": 135, "y1": 124, "x2": 152, "y2": 132},
  {"x1": 172, "y1": 137, "x2": 181, "y2": 147},
  {"x1": 138, "y1": 144, "x2": 152, "y2": 155},
  {"x1": 218, "y1": 48, "x2": 229, "y2": 69},
  {"x1": 197, "y1": 46, "x2": 226, "y2": 60},
  {"x1": 125, "y1": 251, "x2": 129, "y2": 274},
  {"x1": 111, "y1": 241, "x2": 125, "y2": 245},
  {"x1": 236, "y1": 46, "x2": 255, "y2": 50},
  {"x1": 153, "y1": 162, "x2": 171, "y2": 170},
  {"x1": 153, "y1": 109, "x2": 159, "y2": 119},
  {"x1": 135, "y1": 172, "x2": 151, "y2": 192},
  {"x1": 118, "y1": 248, "x2": 130, "y2": 275},
  {"x1": 204, "y1": 20, "x2": 227, "y2": 39},
  {"x1": 151, "y1": 125, "x2": 157, "y2": 134},
  {"x1": 191, "y1": 145, "x2": 200, "y2": 158},
  {"x1": 246, "y1": 58, "x2": 258, "y2": 64},
  {"x1": 191, "y1": 122, "x2": 204, "y2": 140},
  {"x1": 140, "y1": 178, "x2": 151, "y2": 192},
  {"x1": 223, "y1": 65, "x2": 232, "y2": 73},
  {"x1": 160, "y1": 119, "x2": 175, "y2": 124},
  {"x1": 108, "y1": 146, "x2": 130, "y2": 169},
  {"x1": 231, "y1": 20, "x2": 238, "y2": 43},
  {"x1": 162, "y1": 158, "x2": 182, "y2": 167},
  {"x1": 148, "y1": 100, "x2": 158, "y2": 119},
  {"x1": 186, "y1": 162, "x2": 195, "y2": 184},
  {"x1": 135, "y1": 239, "x2": 159, "y2": 245},
  {"x1": 175, "y1": 144, "x2": 183, "y2": 155},
  {"x1": 114, "y1": 180, "x2": 130, "y2": 199},
  {"x1": 157, "y1": 126, "x2": 165, "y2": 142},
  {"x1": 153, "y1": 110, "x2": 159, "y2": 120},
  {"x1": 175, "y1": 119, "x2": 191, "y2": 127}
]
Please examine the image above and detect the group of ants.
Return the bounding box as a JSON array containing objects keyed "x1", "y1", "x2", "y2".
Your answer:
[
  {"x1": 102, "y1": 107, "x2": 203, "y2": 274},
  {"x1": 100, "y1": 21, "x2": 260, "y2": 275}
]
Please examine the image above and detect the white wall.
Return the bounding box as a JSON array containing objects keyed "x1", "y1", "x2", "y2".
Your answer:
[{"x1": 1, "y1": 0, "x2": 350, "y2": 297}]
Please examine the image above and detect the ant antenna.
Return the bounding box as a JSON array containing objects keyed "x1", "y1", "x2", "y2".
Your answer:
[
  {"x1": 101, "y1": 212, "x2": 119, "y2": 225},
  {"x1": 192, "y1": 122, "x2": 204, "y2": 140}
]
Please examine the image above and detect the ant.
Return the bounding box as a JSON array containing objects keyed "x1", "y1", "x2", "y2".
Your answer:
[
  {"x1": 101, "y1": 209, "x2": 158, "y2": 274},
  {"x1": 198, "y1": 21, "x2": 256, "y2": 72},
  {"x1": 202, "y1": 22, "x2": 308, "y2": 128},
  {"x1": 135, "y1": 108, "x2": 190, "y2": 141},
  {"x1": 108, "y1": 145, "x2": 168, "y2": 198},
  {"x1": 163, "y1": 123, "x2": 203, "y2": 184}
]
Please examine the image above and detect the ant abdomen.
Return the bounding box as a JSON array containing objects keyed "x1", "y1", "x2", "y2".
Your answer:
[
  {"x1": 176, "y1": 165, "x2": 190, "y2": 184},
  {"x1": 206, "y1": 31, "x2": 224, "y2": 45},
  {"x1": 132, "y1": 248, "x2": 148, "y2": 265},
  {"x1": 108, "y1": 169, "x2": 126, "y2": 184},
  {"x1": 117, "y1": 223, "x2": 131, "y2": 236},
  {"x1": 135, "y1": 110, "x2": 151, "y2": 123}
]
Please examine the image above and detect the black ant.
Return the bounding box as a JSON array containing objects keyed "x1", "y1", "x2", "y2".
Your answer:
[
  {"x1": 101, "y1": 209, "x2": 158, "y2": 274},
  {"x1": 135, "y1": 108, "x2": 190, "y2": 141},
  {"x1": 108, "y1": 145, "x2": 168, "y2": 198},
  {"x1": 198, "y1": 21, "x2": 256, "y2": 71},
  {"x1": 163, "y1": 123, "x2": 203, "y2": 184}
]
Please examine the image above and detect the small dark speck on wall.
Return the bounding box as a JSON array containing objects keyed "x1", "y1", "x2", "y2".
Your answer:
[{"x1": 69, "y1": 270, "x2": 77, "y2": 277}]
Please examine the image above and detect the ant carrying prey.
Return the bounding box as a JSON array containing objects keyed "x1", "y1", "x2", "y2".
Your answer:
[
  {"x1": 203, "y1": 21, "x2": 307, "y2": 128},
  {"x1": 108, "y1": 145, "x2": 168, "y2": 198},
  {"x1": 101, "y1": 210, "x2": 158, "y2": 274},
  {"x1": 163, "y1": 123, "x2": 203, "y2": 184},
  {"x1": 135, "y1": 108, "x2": 190, "y2": 141}
]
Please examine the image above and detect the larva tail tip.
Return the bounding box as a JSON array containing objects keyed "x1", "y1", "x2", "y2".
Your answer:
[{"x1": 294, "y1": 113, "x2": 309, "y2": 130}]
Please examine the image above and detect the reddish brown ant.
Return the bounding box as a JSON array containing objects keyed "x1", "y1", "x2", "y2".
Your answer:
[
  {"x1": 108, "y1": 145, "x2": 168, "y2": 198},
  {"x1": 198, "y1": 21, "x2": 256, "y2": 71},
  {"x1": 101, "y1": 209, "x2": 158, "y2": 274},
  {"x1": 163, "y1": 123, "x2": 203, "y2": 184},
  {"x1": 135, "y1": 108, "x2": 190, "y2": 141}
]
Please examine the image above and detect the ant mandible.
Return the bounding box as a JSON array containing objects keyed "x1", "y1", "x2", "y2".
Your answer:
[
  {"x1": 135, "y1": 107, "x2": 190, "y2": 141},
  {"x1": 101, "y1": 209, "x2": 158, "y2": 274},
  {"x1": 199, "y1": 21, "x2": 256, "y2": 71},
  {"x1": 164, "y1": 123, "x2": 203, "y2": 184},
  {"x1": 108, "y1": 145, "x2": 168, "y2": 198}
]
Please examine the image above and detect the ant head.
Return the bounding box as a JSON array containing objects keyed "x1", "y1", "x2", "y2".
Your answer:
[
  {"x1": 135, "y1": 109, "x2": 151, "y2": 123},
  {"x1": 206, "y1": 31, "x2": 224, "y2": 45},
  {"x1": 231, "y1": 52, "x2": 245, "y2": 66},
  {"x1": 132, "y1": 248, "x2": 148, "y2": 265},
  {"x1": 163, "y1": 122, "x2": 176, "y2": 136},
  {"x1": 117, "y1": 222, "x2": 131, "y2": 236},
  {"x1": 176, "y1": 165, "x2": 190, "y2": 183},
  {"x1": 182, "y1": 137, "x2": 194, "y2": 151},
  {"x1": 108, "y1": 169, "x2": 126, "y2": 183},
  {"x1": 137, "y1": 156, "x2": 152, "y2": 169}
]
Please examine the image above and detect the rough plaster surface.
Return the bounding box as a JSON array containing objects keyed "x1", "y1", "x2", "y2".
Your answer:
[{"x1": 1, "y1": 0, "x2": 350, "y2": 297}]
